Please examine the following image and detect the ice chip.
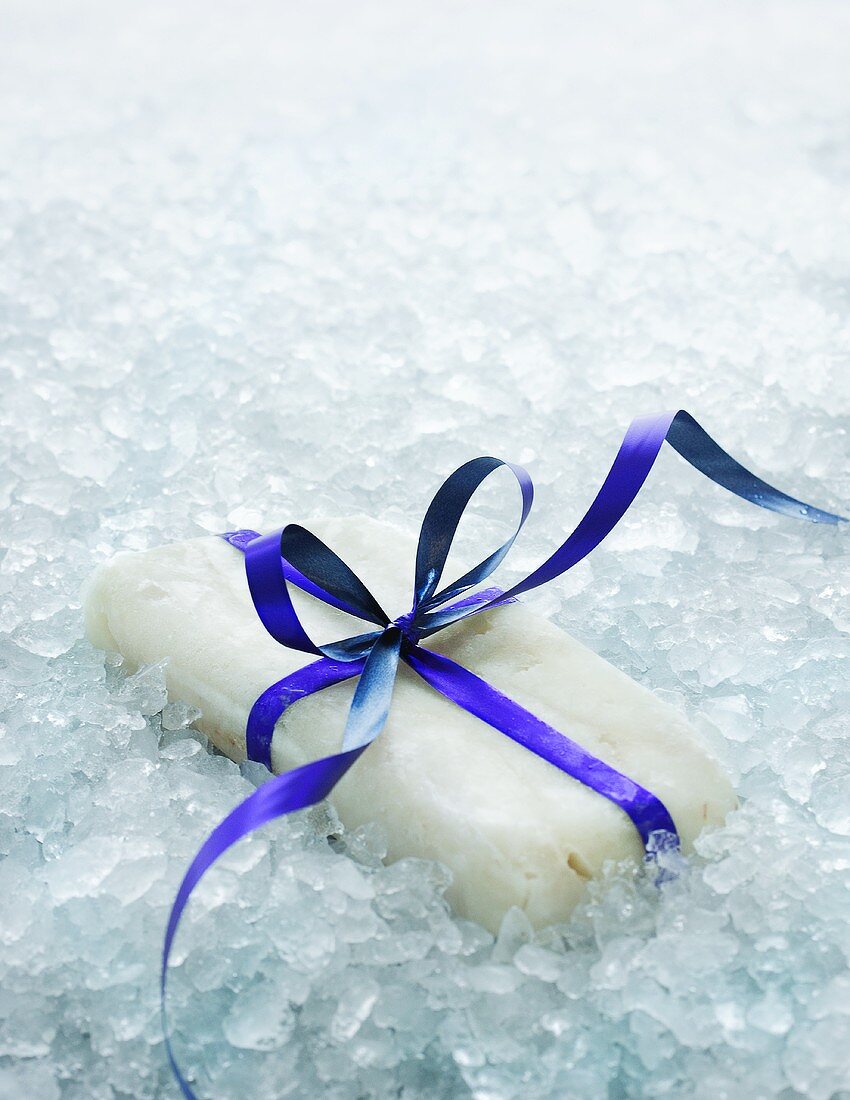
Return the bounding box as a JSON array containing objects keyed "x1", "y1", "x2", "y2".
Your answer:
[
  {"x1": 161, "y1": 700, "x2": 202, "y2": 731},
  {"x1": 223, "y1": 981, "x2": 295, "y2": 1051},
  {"x1": 114, "y1": 659, "x2": 168, "y2": 716}
]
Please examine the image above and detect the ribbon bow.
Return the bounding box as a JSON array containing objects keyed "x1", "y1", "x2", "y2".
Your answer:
[{"x1": 161, "y1": 410, "x2": 844, "y2": 1098}]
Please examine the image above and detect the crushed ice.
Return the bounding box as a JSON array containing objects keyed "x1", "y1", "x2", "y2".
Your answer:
[{"x1": 2, "y1": 2, "x2": 850, "y2": 1097}]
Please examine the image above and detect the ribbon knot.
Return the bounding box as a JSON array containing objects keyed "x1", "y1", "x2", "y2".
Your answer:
[
  {"x1": 392, "y1": 609, "x2": 421, "y2": 646},
  {"x1": 162, "y1": 409, "x2": 845, "y2": 1100}
]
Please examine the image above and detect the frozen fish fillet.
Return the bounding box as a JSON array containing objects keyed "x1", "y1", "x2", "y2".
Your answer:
[{"x1": 83, "y1": 517, "x2": 736, "y2": 932}]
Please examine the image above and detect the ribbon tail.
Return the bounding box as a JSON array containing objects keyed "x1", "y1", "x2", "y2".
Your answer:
[
  {"x1": 161, "y1": 628, "x2": 404, "y2": 1098},
  {"x1": 340, "y1": 628, "x2": 402, "y2": 752},
  {"x1": 404, "y1": 644, "x2": 678, "y2": 848},
  {"x1": 432, "y1": 409, "x2": 845, "y2": 622},
  {"x1": 161, "y1": 743, "x2": 367, "y2": 1100},
  {"x1": 502, "y1": 409, "x2": 846, "y2": 602},
  {"x1": 163, "y1": 636, "x2": 402, "y2": 1097},
  {"x1": 665, "y1": 409, "x2": 846, "y2": 524}
]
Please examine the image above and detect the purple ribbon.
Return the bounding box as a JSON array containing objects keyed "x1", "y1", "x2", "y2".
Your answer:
[{"x1": 161, "y1": 410, "x2": 844, "y2": 1097}]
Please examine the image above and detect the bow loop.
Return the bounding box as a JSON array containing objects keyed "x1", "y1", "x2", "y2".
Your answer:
[
  {"x1": 413, "y1": 456, "x2": 534, "y2": 613},
  {"x1": 279, "y1": 524, "x2": 389, "y2": 626},
  {"x1": 244, "y1": 526, "x2": 388, "y2": 663}
]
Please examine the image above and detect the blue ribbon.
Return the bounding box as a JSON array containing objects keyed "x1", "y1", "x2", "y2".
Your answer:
[{"x1": 161, "y1": 410, "x2": 844, "y2": 1097}]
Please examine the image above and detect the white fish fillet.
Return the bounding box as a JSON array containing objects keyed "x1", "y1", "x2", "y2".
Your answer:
[{"x1": 82, "y1": 517, "x2": 736, "y2": 933}]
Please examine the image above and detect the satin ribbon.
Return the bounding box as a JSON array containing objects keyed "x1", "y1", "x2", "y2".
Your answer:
[{"x1": 161, "y1": 410, "x2": 844, "y2": 1097}]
